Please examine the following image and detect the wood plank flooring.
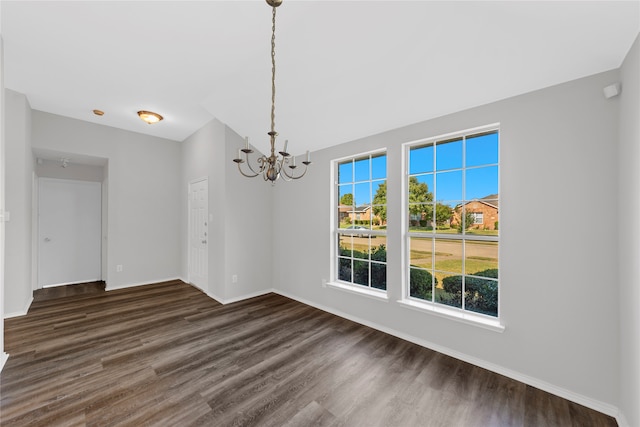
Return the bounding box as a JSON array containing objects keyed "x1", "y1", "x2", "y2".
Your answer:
[{"x1": 1, "y1": 280, "x2": 617, "y2": 426}]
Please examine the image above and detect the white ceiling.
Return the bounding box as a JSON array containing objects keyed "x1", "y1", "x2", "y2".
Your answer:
[{"x1": 2, "y1": 1, "x2": 639, "y2": 156}]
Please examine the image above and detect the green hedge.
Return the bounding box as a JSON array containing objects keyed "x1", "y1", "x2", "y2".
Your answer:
[
  {"x1": 339, "y1": 245, "x2": 387, "y2": 290},
  {"x1": 441, "y1": 269, "x2": 498, "y2": 317},
  {"x1": 409, "y1": 268, "x2": 436, "y2": 301}
]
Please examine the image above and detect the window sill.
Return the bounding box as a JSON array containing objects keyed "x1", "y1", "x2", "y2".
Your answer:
[
  {"x1": 397, "y1": 299, "x2": 505, "y2": 333},
  {"x1": 326, "y1": 281, "x2": 389, "y2": 302}
]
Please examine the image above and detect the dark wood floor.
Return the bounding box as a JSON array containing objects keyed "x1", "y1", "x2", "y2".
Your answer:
[{"x1": 1, "y1": 280, "x2": 616, "y2": 427}]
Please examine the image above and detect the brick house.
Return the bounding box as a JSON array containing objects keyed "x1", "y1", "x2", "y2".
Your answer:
[
  {"x1": 451, "y1": 194, "x2": 499, "y2": 230},
  {"x1": 348, "y1": 205, "x2": 372, "y2": 222},
  {"x1": 338, "y1": 205, "x2": 384, "y2": 225}
]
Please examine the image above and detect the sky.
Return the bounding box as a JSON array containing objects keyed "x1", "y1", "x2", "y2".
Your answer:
[{"x1": 339, "y1": 131, "x2": 498, "y2": 207}]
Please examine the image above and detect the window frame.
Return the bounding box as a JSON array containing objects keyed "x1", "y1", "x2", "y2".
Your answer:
[
  {"x1": 472, "y1": 212, "x2": 484, "y2": 225},
  {"x1": 331, "y1": 149, "x2": 388, "y2": 298},
  {"x1": 402, "y1": 124, "x2": 501, "y2": 327}
]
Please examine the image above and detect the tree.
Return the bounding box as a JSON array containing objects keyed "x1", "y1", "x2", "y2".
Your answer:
[
  {"x1": 340, "y1": 193, "x2": 353, "y2": 206},
  {"x1": 408, "y1": 177, "x2": 433, "y2": 217},
  {"x1": 373, "y1": 177, "x2": 433, "y2": 223},
  {"x1": 372, "y1": 181, "x2": 387, "y2": 222},
  {"x1": 435, "y1": 203, "x2": 453, "y2": 226},
  {"x1": 456, "y1": 210, "x2": 476, "y2": 232}
]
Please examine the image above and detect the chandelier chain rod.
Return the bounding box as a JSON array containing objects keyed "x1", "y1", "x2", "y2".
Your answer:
[
  {"x1": 271, "y1": 6, "x2": 277, "y2": 135},
  {"x1": 233, "y1": 0, "x2": 311, "y2": 183}
]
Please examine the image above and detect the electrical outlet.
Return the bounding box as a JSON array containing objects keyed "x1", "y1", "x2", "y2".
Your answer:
[
  {"x1": 232, "y1": 274, "x2": 238, "y2": 283},
  {"x1": 322, "y1": 278, "x2": 327, "y2": 288},
  {"x1": 116, "y1": 265, "x2": 123, "y2": 272}
]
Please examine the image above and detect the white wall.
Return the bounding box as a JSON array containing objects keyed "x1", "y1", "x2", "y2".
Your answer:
[
  {"x1": 0, "y1": 10, "x2": 7, "y2": 368},
  {"x1": 35, "y1": 159, "x2": 104, "y2": 182},
  {"x1": 180, "y1": 118, "x2": 273, "y2": 302},
  {"x1": 223, "y1": 126, "x2": 273, "y2": 302},
  {"x1": 273, "y1": 69, "x2": 621, "y2": 413},
  {"x1": 618, "y1": 33, "x2": 639, "y2": 427},
  {"x1": 30, "y1": 111, "x2": 181, "y2": 291},
  {"x1": 4, "y1": 89, "x2": 33, "y2": 317},
  {"x1": 180, "y1": 118, "x2": 227, "y2": 299}
]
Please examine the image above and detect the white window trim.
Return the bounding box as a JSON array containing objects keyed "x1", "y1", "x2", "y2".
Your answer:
[
  {"x1": 397, "y1": 298, "x2": 504, "y2": 332},
  {"x1": 326, "y1": 280, "x2": 389, "y2": 301},
  {"x1": 330, "y1": 148, "x2": 388, "y2": 293},
  {"x1": 401, "y1": 123, "x2": 503, "y2": 329}
]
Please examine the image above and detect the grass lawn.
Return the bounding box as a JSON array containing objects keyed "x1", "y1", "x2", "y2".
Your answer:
[{"x1": 409, "y1": 227, "x2": 499, "y2": 236}]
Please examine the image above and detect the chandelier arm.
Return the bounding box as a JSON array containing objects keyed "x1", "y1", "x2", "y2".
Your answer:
[
  {"x1": 246, "y1": 154, "x2": 266, "y2": 176},
  {"x1": 273, "y1": 157, "x2": 287, "y2": 181},
  {"x1": 280, "y1": 162, "x2": 309, "y2": 180},
  {"x1": 290, "y1": 167, "x2": 309, "y2": 180},
  {"x1": 237, "y1": 162, "x2": 260, "y2": 178},
  {"x1": 279, "y1": 159, "x2": 293, "y2": 182}
]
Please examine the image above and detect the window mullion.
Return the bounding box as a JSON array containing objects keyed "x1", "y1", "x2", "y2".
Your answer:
[{"x1": 405, "y1": 125, "x2": 499, "y2": 319}]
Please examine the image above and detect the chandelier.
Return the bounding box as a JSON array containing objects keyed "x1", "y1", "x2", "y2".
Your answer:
[{"x1": 233, "y1": 0, "x2": 311, "y2": 182}]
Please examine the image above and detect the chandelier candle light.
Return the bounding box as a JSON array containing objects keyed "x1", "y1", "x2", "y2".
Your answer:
[{"x1": 233, "y1": 0, "x2": 311, "y2": 182}]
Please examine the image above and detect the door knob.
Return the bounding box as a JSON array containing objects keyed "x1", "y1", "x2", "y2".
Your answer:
[{"x1": 44, "y1": 237, "x2": 51, "y2": 242}]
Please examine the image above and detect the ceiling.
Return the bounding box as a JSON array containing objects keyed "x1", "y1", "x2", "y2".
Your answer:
[{"x1": 2, "y1": 1, "x2": 639, "y2": 156}]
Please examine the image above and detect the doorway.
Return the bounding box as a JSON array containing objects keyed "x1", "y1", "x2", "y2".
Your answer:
[{"x1": 37, "y1": 177, "x2": 102, "y2": 287}]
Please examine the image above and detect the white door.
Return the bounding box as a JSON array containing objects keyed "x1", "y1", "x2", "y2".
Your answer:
[
  {"x1": 38, "y1": 178, "x2": 102, "y2": 287},
  {"x1": 188, "y1": 178, "x2": 208, "y2": 289}
]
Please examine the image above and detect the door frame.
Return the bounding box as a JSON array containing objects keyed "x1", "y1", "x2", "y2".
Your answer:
[
  {"x1": 35, "y1": 176, "x2": 104, "y2": 289},
  {"x1": 187, "y1": 177, "x2": 209, "y2": 291}
]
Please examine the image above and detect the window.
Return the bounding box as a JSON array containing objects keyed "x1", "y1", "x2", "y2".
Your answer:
[
  {"x1": 335, "y1": 152, "x2": 387, "y2": 291},
  {"x1": 406, "y1": 127, "x2": 499, "y2": 318},
  {"x1": 471, "y1": 212, "x2": 484, "y2": 225}
]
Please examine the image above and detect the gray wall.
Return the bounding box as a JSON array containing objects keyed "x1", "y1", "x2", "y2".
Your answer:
[
  {"x1": 223, "y1": 126, "x2": 273, "y2": 302},
  {"x1": 180, "y1": 118, "x2": 227, "y2": 299},
  {"x1": 180, "y1": 118, "x2": 273, "y2": 302},
  {"x1": 618, "y1": 33, "x2": 639, "y2": 427},
  {"x1": 272, "y1": 69, "x2": 621, "y2": 413},
  {"x1": 4, "y1": 90, "x2": 33, "y2": 317},
  {"x1": 35, "y1": 159, "x2": 104, "y2": 182},
  {"x1": 30, "y1": 111, "x2": 182, "y2": 293},
  {"x1": 0, "y1": 27, "x2": 7, "y2": 369}
]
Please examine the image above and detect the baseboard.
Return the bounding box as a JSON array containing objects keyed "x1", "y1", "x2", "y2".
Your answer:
[
  {"x1": 273, "y1": 289, "x2": 620, "y2": 420},
  {"x1": 43, "y1": 278, "x2": 102, "y2": 288},
  {"x1": 4, "y1": 296, "x2": 33, "y2": 319},
  {"x1": 0, "y1": 352, "x2": 8, "y2": 372},
  {"x1": 205, "y1": 288, "x2": 274, "y2": 305},
  {"x1": 205, "y1": 290, "x2": 224, "y2": 304},
  {"x1": 105, "y1": 277, "x2": 182, "y2": 292},
  {"x1": 616, "y1": 412, "x2": 630, "y2": 427},
  {"x1": 223, "y1": 289, "x2": 274, "y2": 304}
]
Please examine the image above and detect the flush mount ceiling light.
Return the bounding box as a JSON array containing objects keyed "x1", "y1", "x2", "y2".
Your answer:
[
  {"x1": 233, "y1": 0, "x2": 311, "y2": 183},
  {"x1": 137, "y1": 110, "x2": 163, "y2": 125},
  {"x1": 92, "y1": 109, "x2": 104, "y2": 116}
]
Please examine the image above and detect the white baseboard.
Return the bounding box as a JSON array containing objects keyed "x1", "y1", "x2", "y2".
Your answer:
[
  {"x1": 273, "y1": 289, "x2": 620, "y2": 420},
  {"x1": 204, "y1": 288, "x2": 274, "y2": 305},
  {"x1": 222, "y1": 289, "x2": 274, "y2": 304},
  {"x1": 616, "y1": 412, "x2": 630, "y2": 427},
  {"x1": 0, "y1": 352, "x2": 8, "y2": 372},
  {"x1": 43, "y1": 278, "x2": 102, "y2": 288},
  {"x1": 178, "y1": 279, "x2": 272, "y2": 305},
  {"x1": 4, "y1": 296, "x2": 33, "y2": 319},
  {"x1": 105, "y1": 277, "x2": 182, "y2": 292}
]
